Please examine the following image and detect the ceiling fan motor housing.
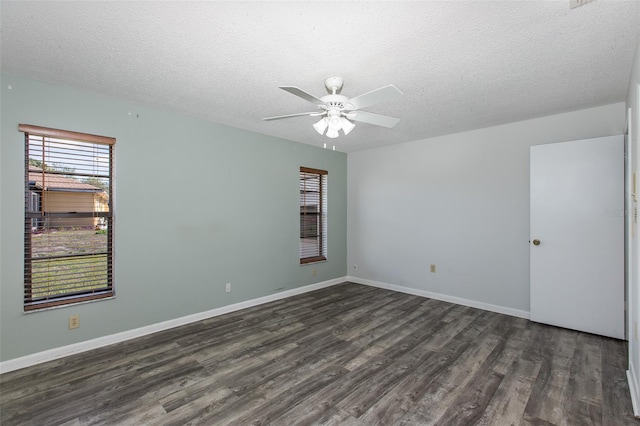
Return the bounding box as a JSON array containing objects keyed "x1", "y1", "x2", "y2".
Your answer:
[
  {"x1": 324, "y1": 77, "x2": 344, "y2": 94},
  {"x1": 320, "y1": 95, "x2": 352, "y2": 112}
]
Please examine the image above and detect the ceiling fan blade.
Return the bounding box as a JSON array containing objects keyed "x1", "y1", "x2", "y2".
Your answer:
[
  {"x1": 350, "y1": 111, "x2": 400, "y2": 128},
  {"x1": 346, "y1": 85, "x2": 403, "y2": 110},
  {"x1": 263, "y1": 111, "x2": 324, "y2": 121},
  {"x1": 280, "y1": 86, "x2": 324, "y2": 104}
]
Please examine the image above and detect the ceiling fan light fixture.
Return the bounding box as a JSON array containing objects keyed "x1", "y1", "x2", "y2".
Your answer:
[
  {"x1": 326, "y1": 128, "x2": 339, "y2": 138},
  {"x1": 313, "y1": 117, "x2": 328, "y2": 135},
  {"x1": 341, "y1": 117, "x2": 355, "y2": 135},
  {"x1": 328, "y1": 111, "x2": 342, "y2": 131}
]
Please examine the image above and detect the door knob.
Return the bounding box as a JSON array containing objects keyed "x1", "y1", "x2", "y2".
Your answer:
[{"x1": 532, "y1": 239, "x2": 541, "y2": 246}]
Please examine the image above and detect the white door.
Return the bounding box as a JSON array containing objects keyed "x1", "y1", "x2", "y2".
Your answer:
[{"x1": 530, "y1": 135, "x2": 624, "y2": 339}]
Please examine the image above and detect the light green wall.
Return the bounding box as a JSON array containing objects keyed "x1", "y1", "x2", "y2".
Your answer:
[{"x1": 0, "y1": 74, "x2": 347, "y2": 362}]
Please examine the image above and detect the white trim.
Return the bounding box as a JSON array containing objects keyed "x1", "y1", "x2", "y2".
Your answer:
[
  {"x1": 347, "y1": 276, "x2": 530, "y2": 319},
  {"x1": 629, "y1": 364, "x2": 640, "y2": 418},
  {"x1": 0, "y1": 277, "x2": 346, "y2": 374}
]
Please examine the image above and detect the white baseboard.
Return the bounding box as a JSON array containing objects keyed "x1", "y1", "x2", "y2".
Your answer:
[
  {"x1": 347, "y1": 276, "x2": 530, "y2": 319},
  {"x1": 0, "y1": 277, "x2": 346, "y2": 374},
  {"x1": 628, "y1": 363, "x2": 640, "y2": 418}
]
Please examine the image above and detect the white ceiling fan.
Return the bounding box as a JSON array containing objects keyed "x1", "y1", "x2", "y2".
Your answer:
[{"x1": 263, "y1": 77, "x2": 403, "y2": 139}]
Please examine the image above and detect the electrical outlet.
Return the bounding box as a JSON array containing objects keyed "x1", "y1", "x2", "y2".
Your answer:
[
  {"x1": 69, "y1": 315, "x2": 80, "y2": 330},
  {"x1": 225, "y1": 282, "x2": 231, "y2": 293},
  {"x1": 430, "y1": 264, "x2": 436, "y2": 273},
  {"x1": 312, "y1": 268, "x2": 317, "y2": 277}
]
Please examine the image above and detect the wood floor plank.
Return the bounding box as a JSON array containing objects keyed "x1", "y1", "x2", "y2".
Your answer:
[
  {"x1": 435, "y1": 369, "x2": 504, "y2": 425},
  {"x1": 1, "y1": 341, "x2": 189, "y2": 411},
  {"x1": 336, "y1": 346, "x2": 437, "y2": 418},
  {"x1": 224, "y1": 364, "x2": 349, "y2": 425},
  {"x1": 339, "y1": 311, "x2": 499, "y2": 425},
  {"x1": 89, "y1": 401, "x2": 167, "y2": 425},
  {"x1": 151, "y1": 386, "x2": 240, "y2": 426},
  {"x1": 403, "y1": 318, "x2": 505, "y2": 424},
  {"x1": 160, "y1": 342, "x2": 299, "y2": 412},
  {"x1": 342, "y1": 300, "x2": 454, "y2": 371},
  {"x1": 523, "y1": 324, "x2": 579, "y2": 425},
  {"x1": 422, "y1": 309, "x2": 485, "y2": 351},
  {"x1": 5, "y1": 356, "x2": 205, "y2": 425},
  {"x1": 1, "y1": 282, "x2": 637, "y2": 425},
  {"x1": 563, "y1": 332, "x2": 604, "y2": 425},
  {"x1": 313, "y1": 406, "x2": 367, "y2": 426},
  {"x1": 457, "y1": 315, "x2": 540, "y2": 424},
  {"x1": 272, "y1": 313, "x2": 455, "y2": 424},
  {"x1": 331, "y1": 294, "x2": 420, "y2": 342},
  {"x1": 476, "y1": 357, "x2": 541, "y2": 425},
  {"x1": 0, "y1": 339, "x2": 184, "y2": 404}
]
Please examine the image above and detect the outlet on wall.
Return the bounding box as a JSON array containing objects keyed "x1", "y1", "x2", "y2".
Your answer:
[
  {"x1": 225, "y1": 282, "x2": 231, "y2": 293},
  {"x1": 430, "y1": 264, "x2": 437, "y2": 273},
  {"x1": 69, "y1": 315, "x2": 80, "y2": 330},
  {"x1": 312, "y1": 268, "x2": 317, "y2": 277}
]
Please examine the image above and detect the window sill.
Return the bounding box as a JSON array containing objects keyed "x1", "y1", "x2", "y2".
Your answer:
[
  {"x1": 23, "y1": 295, "x2": 116, "y2": 314},
  {"x1": 300, "y1": 257, "x2": 327, "y2": 266}
]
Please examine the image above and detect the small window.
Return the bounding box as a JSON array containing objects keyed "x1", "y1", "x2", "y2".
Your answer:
[
  {"x1": 300, "y1": 167, "x2": 327, "y2": 264},
  {"x1": 20, "y1": 124, "x2": 115, "y2": 311}
]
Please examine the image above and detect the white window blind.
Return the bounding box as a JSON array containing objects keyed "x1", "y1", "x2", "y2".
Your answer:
[
  {"x1": 21, "y1": 124, "x2": 115, "y2": 311},
  {"x1": 300, "y1": 167, "x2": 327, "y2": 264}
]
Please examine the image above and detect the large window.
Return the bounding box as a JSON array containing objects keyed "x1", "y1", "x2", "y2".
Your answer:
[
  {"x1": 300, "y1": 167, "x2": 327, "y2": 264},
  {"x1": 21, "y1": 124, "x2": 115, "y2": 311}
]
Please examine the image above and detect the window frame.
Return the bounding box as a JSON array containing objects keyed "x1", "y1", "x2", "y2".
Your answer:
[
  {"x1": 299, "y1": 167, "x2": 328, "y2": 264},
  {"x1": 20, "y1": 124, "x2": 115, "y2": 311}
]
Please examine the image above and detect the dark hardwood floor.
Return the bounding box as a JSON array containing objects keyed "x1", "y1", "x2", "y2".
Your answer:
[{"x1": 1, "y1": 282, "x2": 638, "y2": 425}]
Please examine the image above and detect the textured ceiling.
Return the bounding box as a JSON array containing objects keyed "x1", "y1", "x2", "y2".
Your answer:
[{"x1": 1, "y1": 1, "x2": 639, "y2": 152}]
